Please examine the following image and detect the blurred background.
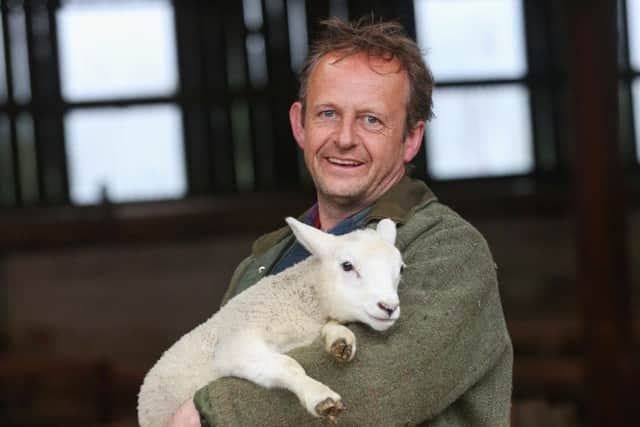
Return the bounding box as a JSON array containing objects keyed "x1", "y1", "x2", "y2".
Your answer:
[{"x1": 0, "y1": 0, "x2": 637, "y2": 426}]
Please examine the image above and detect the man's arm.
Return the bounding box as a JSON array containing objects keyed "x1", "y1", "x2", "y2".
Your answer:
[{"x1": 194, "y1": 216, "x2": 512, "y2": 426}]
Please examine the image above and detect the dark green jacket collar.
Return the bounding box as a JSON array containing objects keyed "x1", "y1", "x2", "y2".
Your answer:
[{"x1": 252, "y1": 176, "x2": 437, "y2": 257}]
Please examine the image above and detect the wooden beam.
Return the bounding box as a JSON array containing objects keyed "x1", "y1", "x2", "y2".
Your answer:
[
  {"x1": 0, "y1": 192, "x2": 314, "y2": 252},
  {"x1": 565, "y1": 1, "x2": 633, "y2": 424},
  {"x1": 0, "y1": 259, "x2": 7, "y2": 353}
]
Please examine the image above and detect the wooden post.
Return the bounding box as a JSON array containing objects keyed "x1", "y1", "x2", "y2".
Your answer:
[
  {"x1": 0, "y1": 260, "x2": 6, "y2": 353},
  {"x1": 565, "y1": 1, "x2": 633, "y2": 425}
]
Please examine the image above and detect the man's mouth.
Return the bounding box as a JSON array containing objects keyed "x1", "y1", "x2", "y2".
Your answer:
[{"x1": 327, "y1": 157, "x2": 363, "y2": 167}]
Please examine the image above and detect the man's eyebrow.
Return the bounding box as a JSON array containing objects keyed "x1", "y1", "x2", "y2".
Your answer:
[
  {"x1": 311, "y1": 103, "x2": 390, "y2": 119},
  {"x1": 356, "y1": 106, "x2": 389, "y2": 118},
  {"x1": 312, "y1": 103, "x2": 337, "y2": 110}
]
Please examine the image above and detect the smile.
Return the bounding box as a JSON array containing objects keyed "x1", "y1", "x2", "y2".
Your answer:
[{"x1": 327, "y1": 157, "x2": 363, "y2": 167}]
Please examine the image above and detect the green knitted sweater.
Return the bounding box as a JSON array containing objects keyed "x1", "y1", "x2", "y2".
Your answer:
[{"x1": 194, "y1": 177, "x2": 513, "y2": 426}]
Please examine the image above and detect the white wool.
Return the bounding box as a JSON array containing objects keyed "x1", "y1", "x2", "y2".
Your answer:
[{"x1": 138, "y1": 218, "x2": 403, "y2": 427}]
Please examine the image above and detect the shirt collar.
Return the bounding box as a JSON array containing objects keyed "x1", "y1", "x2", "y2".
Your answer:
[{"x1": 305, "y1": 203, "x2": 372, "y2": 235}]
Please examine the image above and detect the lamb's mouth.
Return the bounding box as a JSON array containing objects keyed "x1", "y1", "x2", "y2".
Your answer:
[{"x1": 366, "y1": 313, "x2": 396, "y2": 323}]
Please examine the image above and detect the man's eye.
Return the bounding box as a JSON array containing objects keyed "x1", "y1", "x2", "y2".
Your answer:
[
  {"x1": 365, "y1": 115, "x2": 379, "y2": 124},
  {"x1": 321, "y1": 110, "x2": 336, "y2": 118},
  {"x1": 341, "y1": 261, "x2": 354, "y2": 272}
]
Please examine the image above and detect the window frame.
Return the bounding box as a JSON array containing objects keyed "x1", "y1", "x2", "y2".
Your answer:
[
  {"x1": 620, "y1": 0, "x2": 640, "y2": 166},
  {"x1": 0, "y1": 0, "x2": 637, "y2": 227}
]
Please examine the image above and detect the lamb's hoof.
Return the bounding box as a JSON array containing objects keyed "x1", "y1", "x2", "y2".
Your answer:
[
  {"x1": 330, "y1": 338, "x2": 353, "y2": 362},
  {"x1": 315, "y1": 397, "x2": 345, "y2": 425}
]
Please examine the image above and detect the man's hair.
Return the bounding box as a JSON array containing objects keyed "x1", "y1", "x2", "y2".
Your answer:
[{"x1": 298, "y1": 16, "x2": 435, "y2": 132}]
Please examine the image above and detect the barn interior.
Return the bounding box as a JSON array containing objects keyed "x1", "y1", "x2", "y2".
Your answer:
[{"x1": 0, "y1": 1, "x2": 638, "y2": 426}]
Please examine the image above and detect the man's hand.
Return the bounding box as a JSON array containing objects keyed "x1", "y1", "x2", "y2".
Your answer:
[{"x1": 166, "y1": 399, "x2": 201, "y2": 427}]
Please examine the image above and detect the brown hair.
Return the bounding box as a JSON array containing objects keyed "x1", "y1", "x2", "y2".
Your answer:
[{"x1": 298, "y1": 16, "x2": 435, "y2": 132}]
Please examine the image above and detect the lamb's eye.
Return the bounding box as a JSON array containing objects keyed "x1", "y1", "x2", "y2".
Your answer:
[
  {"x1": 400, "y1": 264, "x2": 406, "y2": 274},
  {"x1": 341, "y1": 261, "x2": 354, "y2": 272}
]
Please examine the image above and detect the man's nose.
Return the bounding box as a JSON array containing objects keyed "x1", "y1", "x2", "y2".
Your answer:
[{"x1": 335, "y1": 118, "x2": 356, "y2": 148}]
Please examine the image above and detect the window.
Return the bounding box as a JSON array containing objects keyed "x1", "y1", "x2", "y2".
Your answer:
[
  {"x1": 426, "y1": 86, "x2": 532, "y2": 179},
  {"x1": 628, "y1": 0, "x2": 640, "y2": 160},
  {"x1": 286, "y1": 0, "x2": 308, "y2": 72},
  {"x1": 629, "y1": 0, "x2": 640, "y2": 71},
  {"x1": 56, "y1": 0, "x2": 183, "y2": 205},
  {"x1": 65, "y1": 105, "x2": 186, "y2": 205},
  {"x1": 1, "y1": 0, "x2": 576, "y2": 210},
  {"x1": 7, "y1": 3, "x2": 30, "y2": 104},
  {"x1": 0, "y1": 12, "x2": 7, "y2": 103},
  {"x1": 414, "y1": 0, "x2": 534, "y2": 180},
  {"x1": 57, "y1": 1, "x2": 178, "y2": 101}
]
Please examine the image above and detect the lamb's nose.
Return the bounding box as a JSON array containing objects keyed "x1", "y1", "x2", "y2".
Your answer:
[{"x1": 377, "y1": 302, "x2": 398, "y2": 317}]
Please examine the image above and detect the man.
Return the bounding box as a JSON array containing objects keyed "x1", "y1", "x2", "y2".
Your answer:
[{"x1": 169, "y1": 17, "x2": 512, "y2": 426}]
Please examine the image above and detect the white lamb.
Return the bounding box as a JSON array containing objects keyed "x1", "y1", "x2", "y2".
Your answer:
[{"x1": 138, "y1": 217, "x2": 404, "y2": 426}]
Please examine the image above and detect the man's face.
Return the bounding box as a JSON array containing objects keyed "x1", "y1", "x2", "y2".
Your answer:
[{"x1": 290, "y1": 53, "x2": 424, "y2": 209}]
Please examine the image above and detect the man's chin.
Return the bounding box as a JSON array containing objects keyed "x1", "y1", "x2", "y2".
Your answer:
[
  {"x1": 319, "y1": 190, "x2": 367, "y2": 206},
  {"x1": 315, "y1": 182, "x2": 367, "y2": 205}
]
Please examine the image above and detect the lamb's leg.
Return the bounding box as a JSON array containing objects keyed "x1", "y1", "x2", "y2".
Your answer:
[
  {"x1": 321, "y1": 320, "x2": 356, "y2": 362},
  {"x1": 232, "y1": 347, "x2": 345, "y2": 423}
]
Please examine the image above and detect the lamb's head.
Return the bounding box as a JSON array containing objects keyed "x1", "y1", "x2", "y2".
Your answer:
[{"x1": 286, "y1": 217, "x2": 404, "y2": 331}]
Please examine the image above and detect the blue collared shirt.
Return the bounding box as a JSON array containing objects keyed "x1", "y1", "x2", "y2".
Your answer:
[{"x1": 269, "y1": 205, "x2": 372, "y2": 275}]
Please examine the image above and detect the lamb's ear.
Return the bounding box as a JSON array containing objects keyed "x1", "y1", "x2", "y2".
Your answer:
[
  {"x1": 285, "y1": 217, "x2": 335, "y2": 257},
  {"x1": 376, "y1": 218, "x2": 397, "y2": 245}
]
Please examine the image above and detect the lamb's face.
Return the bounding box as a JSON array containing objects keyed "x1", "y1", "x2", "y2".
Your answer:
[
  {"x1": 285, "y1": 217, "x2": 404, "y2": 332},
  {"x1": 324, "y1": 231, "x2": 403, "y2": 331}
]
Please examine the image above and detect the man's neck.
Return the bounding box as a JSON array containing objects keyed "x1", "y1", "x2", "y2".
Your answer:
[
  {"x1": 315, "y1": 170, "x2": 407, "y2": 231},
  {"x1": 315, "y1": 201, "x2": 366, "y2": 231}
]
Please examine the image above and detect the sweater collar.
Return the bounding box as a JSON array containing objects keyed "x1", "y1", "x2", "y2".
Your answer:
[{"x1": 252, "y1": 176, "x2": 437, "y2": 256}]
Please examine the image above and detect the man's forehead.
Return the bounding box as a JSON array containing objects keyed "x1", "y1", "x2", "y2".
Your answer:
[{"x1": 306, "y1": 51, "x2": 410, "y2": 108}]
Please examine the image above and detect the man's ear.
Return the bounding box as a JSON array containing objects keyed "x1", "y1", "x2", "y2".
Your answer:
[
  {"x1": 289, "y1": 101, "x2": 305, "y2": 150},
  {"x1": 402, "y1": 120, "x2": 425, "y2": 163}
]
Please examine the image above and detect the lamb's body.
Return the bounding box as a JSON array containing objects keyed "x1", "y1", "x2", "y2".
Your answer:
[
  {"x1": 138, "y1": 218, "x2": 403, "y2": 427},
  {"x1": 216, "y1": 257, "x2": 325, "y2": 354}
]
